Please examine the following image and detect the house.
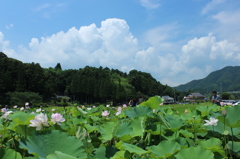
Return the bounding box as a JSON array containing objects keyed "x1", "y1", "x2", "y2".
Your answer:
[
  {"x1": 183, "y1": 92, "x2": 205, "y2": 101},
  {"x1": 162, "y1": 96, "x2": 174, "y2": 104}
]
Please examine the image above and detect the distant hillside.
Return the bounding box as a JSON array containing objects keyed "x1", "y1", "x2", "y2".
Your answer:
[{"x1": 175, "y1": 66, "x2": 240, "y2": 94}]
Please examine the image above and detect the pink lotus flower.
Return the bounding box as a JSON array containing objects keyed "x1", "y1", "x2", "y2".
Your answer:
[
  {"x1": 51, "y1": 113, "x2": 65, "y2": 125},
  {"x1": 102, "y1": 110, "x2": 110, "y2": 117},
  {"x1": 1, "y1": 108, "x2": 7, "y2": 113},
  {"x1": 29, "y1": 113, "x2": 49, "y2": 130},
  {"x1": 117, "y1": 107, "x2": 122, "y2": 111},
  {"x1": 82, "y1": 105, "x2": 85, "y2": 108},
  {"x1": 3, "y1": 111, "x2": 13, "y2": 119},
  {"x1": 123, "y1": 104, "x2": 127, "y2": 107},
  {"x1": 93, "y1": 106, "x2": 96, "y2": 108}
]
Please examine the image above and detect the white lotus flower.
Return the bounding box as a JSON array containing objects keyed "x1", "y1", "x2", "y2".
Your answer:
[
  {"x1": 36, "y1": 108, "x2": 42, "y2": 113},
  {"x1": 115, "y1": 111, "x2": 121, "y2": 116},
  {"x1": 29, "y1": 113, "x2": 49, "y2": 130},
  {"x1": 51, "y1": 113, "x2": 65, "y2": 125},
  {"x1": 204, "y1": 117, "x2": 218, "y2": 126},
  {"x1": 20, "y1": 107, "x2": 24, "y2": 111}
]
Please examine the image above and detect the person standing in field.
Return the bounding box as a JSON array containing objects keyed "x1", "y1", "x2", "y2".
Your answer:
[{"x1": 212, "y1": 91, "x2": 221, "y2": 106}]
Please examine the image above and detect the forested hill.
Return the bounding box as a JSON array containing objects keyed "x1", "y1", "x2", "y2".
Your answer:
[
  {"x1": 175, "y1": 66, "x2": 240, "y2": 94},
  {"x1": 0, "y1": 52, "x2": 178, "y2": 104}
]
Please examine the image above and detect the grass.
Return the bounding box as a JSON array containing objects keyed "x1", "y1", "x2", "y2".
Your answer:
[
  {"x1": 161, "y1": 102, "x2": 213, "y2": 113},
  {"x1": 42, "y1": 102, "x2": 215, "y2": 114}
]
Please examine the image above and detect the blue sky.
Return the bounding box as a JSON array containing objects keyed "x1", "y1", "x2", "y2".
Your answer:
[{"x1": 1, "y1": 0, "x2": 240, "y2": 86}]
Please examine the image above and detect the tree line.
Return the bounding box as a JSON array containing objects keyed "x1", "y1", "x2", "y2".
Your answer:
[{"x1": 0, "y1": 52, "x2": 187, "y2": 106}]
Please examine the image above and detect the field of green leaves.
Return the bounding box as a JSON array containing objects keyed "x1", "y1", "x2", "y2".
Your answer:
[{"x1": 1, "y1": 96, "x2": 240, "y2": 159}]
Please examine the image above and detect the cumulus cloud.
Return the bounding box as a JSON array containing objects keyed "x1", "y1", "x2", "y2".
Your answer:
[
  {"x1": 0, "y1": 32, "x2": 16, "y2": 57},
  {"x1": 134, "y1": 33, "x2": 240, "y2": 86},
  {"x1": 201, "y1": 0, "x2": 225, "y2": 15},
  {"x1": 16, "y1": 18, "x2": 138, "y2": 70},
  {"x1": 1, "y1": 18, "x2": 240, "y2": 86},
  {"x1": 139, "y1": 0, "x2": 160, "y2": 9}
]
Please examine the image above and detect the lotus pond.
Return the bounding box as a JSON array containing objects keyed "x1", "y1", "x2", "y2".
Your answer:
[{"x1": 0, "y1": 96, "x2": 240, "y2": 159}]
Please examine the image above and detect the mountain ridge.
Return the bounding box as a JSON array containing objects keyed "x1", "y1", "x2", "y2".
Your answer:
[{"x1": 174, "y1": 66, "x2": 240, "y2": 94}]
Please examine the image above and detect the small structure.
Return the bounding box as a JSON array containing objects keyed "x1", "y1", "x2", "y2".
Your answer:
[
  {"x1": 183, "y1": 93, "x2": 205, "y2": 101},
  {"x1": 162, "y1": 96, "x2": 174, "y2": 104}
]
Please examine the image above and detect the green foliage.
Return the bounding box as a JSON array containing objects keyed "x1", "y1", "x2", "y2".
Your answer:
[
  {"x1": 0, "y1": 148, "x2": 22, "y2": 159},
  {"x1": 19, "y1": 130, "x2": 86, "y2": 159},
  {"x1": 175, "y1": 66, "x2": 240, "y2": 94},
  {"x1": 8, "y1": 91, "x2": 42, "y2": 107},
  {"x1": 2, "y1": 95, "x2": 240, "y2": 158}
]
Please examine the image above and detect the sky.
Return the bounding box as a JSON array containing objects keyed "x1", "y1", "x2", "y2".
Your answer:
[{"x1": 0, "y1": 0, "x2": 240, "y2": 87}]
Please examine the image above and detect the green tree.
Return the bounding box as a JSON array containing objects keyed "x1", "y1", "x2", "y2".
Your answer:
[{"x1": 8, "y1": 92, "x2": 42, "y2": 107}]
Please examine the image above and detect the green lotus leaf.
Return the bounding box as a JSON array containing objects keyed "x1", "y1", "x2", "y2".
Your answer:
[
  {"x1": 116, "y1": 141, "x2": 147, "y2": 155},
  {"x1": 125, "y1": 106, "x2": 152, "y2": 118},
  {"x1": 0, "y1": 148, "x2": 22, "y2": 159},
  {"x1": 165, "y1": 115, "x2": 183, "y2": 131},
  {"x1": 75, "y1": 126, "x2": 87, "y2": 140},
  {"x1": 196, "y1": 105, "x2": 218, "y2": 117},
  {"x1": 98, "y1": 122, "x2": 118, "y2": 141},
  {"x1": 176, "y1": 137, "x2": 189, "y2": 148},
  {"x1": 139, "y1": 95, "x2": 163, "y2": 109},
  {"x1": 198, "y1": 138, "x2": 225, "y2": 157},
  {"x1": 130, "y1": 116, "x2": 145, "y2": 137},
  {"x1": 119, "y1": 134, "x2": 132, "y2": 141},
  {"x1": 146, "y1": 122, "x2": 166, "y2": 135},
  {"x1": 84, "y1": 123, "x2": 98, "y2": 133},
  {"x1": 19, "y1": 130, "x2": 86, "y2": 159},
  {"x1": 94, "y1": 146, "x2": 118, "y2": 159},
  {"x1": 223, "y1": 105, "x2": 240, "y2": 127},
  {"x1": 227, "y1": 141, "x2": 240, "y2": 157},
  {"x1": 148, "y1": 140, "x2": 181, "y2": 158},
  {"x1": 111, "y1": 150, "x2": 126, "y2": 159},
  {"x1": 175, "y1": 146, "x2": 214, "y2": 159},
  {"x1": 9, "y1": 111, "x2": 35, "y2": 125},
  {"x1": 13, "y1": 124, "x2": 36, "y2": 137},
  {"x1": 116, "y1": 121, "x2": 132, "y2": 137},
  {"x1": 46, "y1": 151, "x2": 77, "y2": 159},
  {"x1": 179, "y1": 129, "x2": 194, "y2": 138}
]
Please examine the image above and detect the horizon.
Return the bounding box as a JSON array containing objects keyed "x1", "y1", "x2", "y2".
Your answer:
[{"x1": 1, "y1": 0, "x2": 240, "y2": 87}]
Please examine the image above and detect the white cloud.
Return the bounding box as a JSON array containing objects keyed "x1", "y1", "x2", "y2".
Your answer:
[
  {"x1": 0, "y1": 32, "x2": 16, "y2": 57},
  {"x1": 16, "y1": 18, "x2": 138, "y2": 70},
  {"x1": 35, "y1": 3, "x2": 51, "y2": 12},
  {"x1": 212, "y1": 11, "x2": 240, "y2": 24},
  {"x1": 139, "y1": 0, "x2": 160, "y2": 9},
  {"x1": 201, "y1": 0, "x2": 225, "y2": 15},
  {"x1": 1, "y1": 18, "x2": 240, "y2": 87},
  {"x1": 5, "y1": 23, "x2": 14, "y2": 30}
]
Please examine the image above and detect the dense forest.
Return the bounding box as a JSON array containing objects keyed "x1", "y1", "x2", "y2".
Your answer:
[{"x1": 0, "y1": 52, "x2": 186, "y2": 106}]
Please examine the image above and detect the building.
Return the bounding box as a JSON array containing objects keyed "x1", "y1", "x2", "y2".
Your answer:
[
  {"x1": 183, "y1": 93, "x2": 205, "y2": 101},
  {"x1": 162, "y1": 96, "x2": 174, "y2": 104}
]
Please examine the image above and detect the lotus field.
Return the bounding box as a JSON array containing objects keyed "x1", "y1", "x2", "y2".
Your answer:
[{"x1": 1, "y1": 96, "x2": 240, "y2": 159}]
